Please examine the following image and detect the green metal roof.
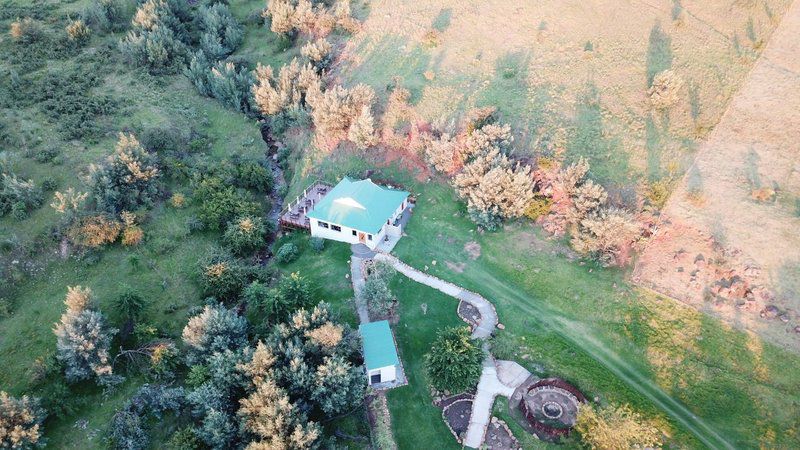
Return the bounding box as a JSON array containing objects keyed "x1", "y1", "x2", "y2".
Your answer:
[
  {"x1": 359, "y1": 320, "x2": 400, "y2": 370},
  {"x1": 306, "y1": 178, "x2": 409, "y2": 233}
]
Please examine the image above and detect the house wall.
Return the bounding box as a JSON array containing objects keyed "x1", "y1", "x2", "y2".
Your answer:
[
  {"x1": 367, "y1": 365, "x2": 397, "y2": 384},
  {"x1": 309, "y1": 199, "x2": 407, "y2": 250},
  {"x1": 310, "y1": 219, "x2": 381, "y2": 249}
]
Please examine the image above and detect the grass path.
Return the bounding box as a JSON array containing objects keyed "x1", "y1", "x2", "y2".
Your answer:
[{"x1": 465, "y1": 268, "x2": 735, "y2": 450}]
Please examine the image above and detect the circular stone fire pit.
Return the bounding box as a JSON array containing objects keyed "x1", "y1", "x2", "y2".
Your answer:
[{"x1": 513, "y1": 378, "x2": 587, "y2": 441}]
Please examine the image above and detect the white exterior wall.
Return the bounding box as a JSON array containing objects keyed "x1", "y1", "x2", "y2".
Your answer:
[
  {"x1": 309, "y1": 199, "x2": 407, "y2": 250},
  {"x1": 310, "y1": 219, "x2": 382, "y2": 250},
  {"x1": 367, "y1": 365, "x2": 397, "y2": 385}
]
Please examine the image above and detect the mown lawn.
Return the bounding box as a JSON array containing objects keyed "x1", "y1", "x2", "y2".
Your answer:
[
  {"x1": 391, "y1": 180, "x2": 800, "y2": 449},
  {"x1": 385, "y1": 274, "x2": 463, "y2": 450}
]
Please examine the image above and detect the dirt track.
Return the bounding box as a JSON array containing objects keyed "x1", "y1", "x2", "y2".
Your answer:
[{"x1": 635, "y1": 0, "x2": 800, "y2": 351}]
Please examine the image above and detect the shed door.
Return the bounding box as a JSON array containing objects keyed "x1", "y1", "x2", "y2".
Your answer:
[
  {"x1": 358, "y1": 232, "x2": 366, "y2": 243},
  {"x1": 370, "y1": 373, "x2": 381, "y2": 384}
]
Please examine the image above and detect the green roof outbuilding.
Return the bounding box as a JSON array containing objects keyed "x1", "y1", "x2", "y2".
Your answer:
[
  {"x1": 306, "y1": 178, "x2": 409, "y2": 233},
  {"x1": 359, "y1": 320, "x2": 400, "y2": 371}
]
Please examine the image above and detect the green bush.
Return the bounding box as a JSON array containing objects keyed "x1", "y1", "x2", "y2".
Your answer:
[
  {"x1": 200, "y1": 257, "x2": 248, "y2": 301},
  {"x1": 119, "y1": 0, "x2": 190, "y2": 75},
  {"x1": 223, "y1": 216, "x2": 271, "y2": 256},
  {"x1": 275, "y1": 242, "x2": 299, "y2": 264},
  {"x1": 90, "y1": 133, "x2": 160, "y2": 213},
  {"x1": 192, "y1": 176, "x2": 260, "y2": 230},
  {"x1": 425, "y1": 326, "x2": 484, "y2": 393},
  {"x1": 197, "y1": 3, "x2": 243, "y2": 60},
  {"x1": 236, "y1": 159, "x2": 274, "y2": 192},
  {"x1": 0, "y1": 173, "x2": 43, "y2": 218},
  {"x1": 309, "y1": 237, "x2": 325, "y2": 252}
]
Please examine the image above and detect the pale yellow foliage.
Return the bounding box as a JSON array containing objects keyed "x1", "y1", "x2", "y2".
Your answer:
[
  {"x1": 252, "y1": 59, "x2": 320, "y2": 116},
  {"x1": 305, "y1": 322, "x2": 343, "y2": 348},
  {"x1": 648, "y1": 70, "x2": 684, "y2": 110},
  {"x1": 9, "y1": 18, "x2": 37, "y2": 41},
  {"x1": 66, "y1": 19, "x2": 90, "y2": 42},
  {"x1": 132, "y1": 0, "x2": 167, "y2": 30},
  {"x1": 0, "y1": 391, "x2": 42, "y2": 448},
  {"x1": 170, "y1": 193, "x2": 185, "y2": 208},
  {"x1": 454, "y1": 147, "x2": 535, "y2": 219},
  {"x1": 64, "y1": 285, "x2": 93, "y2": 312},
  {"x1": 239, "y1": 341, "x2": 277, "y2": 386},
  {"x1": 69, "y1": 215, "x2": 122, "y2": 248},
  {"x1": 347, "y1": 105, "x2": 377, "y2": 149},
  {"x1": 307, "y1": 83, "x2": 375, "y2": 140},
  {"x1": 264, "y1": 0, "x2": 296, "y2": 35},
  {"x1": 571, "y1": 207, "x2": 640, "y2": 266},
  {"x1": 555, "y1": 157, "x2": 590, "y2": 197},
  {"x1": 301, "y1": 37, "x2": 332, "y2": 63},
  {"x1": 575, "y1": 403, "x2": 663, "y2": 450},
  {"x1": 114, "y1": 133, "x2": 159, "y2": 182},
  {"x1": 238, "y1": 379, "x2": 321, "y2": 449},
  {"x1": 422, "y1": 133, "x2": 458, "y2": 173},
  {"x1": 121, "y1": 226, "x2": 144, "y2": 246},
  {"x1": 205, "y1": 262, "x2": 228, "y2": 278},
  {"x1": 51, "y1": 188, "x2": 88, "y2": 214}
]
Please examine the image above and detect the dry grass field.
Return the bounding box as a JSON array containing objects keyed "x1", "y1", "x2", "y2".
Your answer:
[
  {"x1": 635, "y1": 0, "x2": 800, "y2": 351},
  {"x1": 339, "y1": 0, "x2": 791, "y2": 186}
]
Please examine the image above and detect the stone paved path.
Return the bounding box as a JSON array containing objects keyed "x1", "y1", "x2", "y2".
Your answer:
[
  {"x1": 372, "y1": 252, "x2": 521, "y2": 448},
  {"x1": 373, "y1": 253, "x2": 497, "y2": 339}
]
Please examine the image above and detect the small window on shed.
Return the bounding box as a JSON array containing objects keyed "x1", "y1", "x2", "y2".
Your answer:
[
  {"x1": 368, "y1": 234, "x2": 373, "y2": 241},
  {"x1": 352, "y1": 230, "x2": 357, "y2": 236},
  {"x1": 318, "y1": 221, "x2": 329, "y2": 228},
  {"x1": 331, "y1": 225, "x2": 342, "y2": 232}
]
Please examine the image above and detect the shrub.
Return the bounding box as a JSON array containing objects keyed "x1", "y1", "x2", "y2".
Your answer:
[
  {"x1": 30, "y1": 67, "x2": 116, "y2": 141},
  {"x1": 90, "y1": 133, "x2": 160, "y2": 213},
  {"x1": 223, "y1": 216, "x2": 270, "y2": 256},
  {"x1": 363, "y1": 261, "x2": 394, "y2": 318},
  {"x1": 301, "y1": 37, "x2": 333, "y2": 69},
  {"x1": 425, "y1": 326, "x2": 483, "y2": 393},
  {"x1": 236, "y1": 160, "x2": 274, "y2": 192},
  {"x1": 83, "y1": 0, "x2": 130, "y2": 33},
  {"x1": 166, "y1": 428, "x2": 203, "y2": 450},
  {"x1": 575, "y1": 403, "x2": 663, "y2": 450},
  {"x1": 201, "y1": 259, "x2": 248, "y2": 301},
  {"x1": 65, "y1": 19, "x2": 91, "y2": 45},
  {"x1": 0, "y1": 173, "x2": 43, "y2": 218},
  {"x1": 523, "y1": 196, "x2": 552, "y2": 221},
  {"x1": 309, "y1": 237, "x2": 324, "y2": 252},
  {"x1": 192, "y1": 176, "x2": 259, "y2": 230},
  {"x1": 170, "y1": 193, "x2": 185, "y2": 208},
  {"x1": 40, "y1": 177, "x2": 58, "y2": 192},
  {"x1": 181, "y1": 303, "x2": 247, "y2": 365},
  {"x1": 53, "y1": 286, "x2": 118, "y2": 384},
  {"x1": 119, "y1": 0, "x2": 190, "y2": 75},
  {"x1": 275, "y1": 242, "x2": 299, "y2": 263},
  {"x1": 197, "y1": 3, "x2": 243, "y2": 60},
  {"x1": 207, "y1": 61, "x2": 254, "y2": 113},
  {"x1": 9, "y1": 18, "x2": 43, "y2": 44},
  {"x1": 68, "y1": 214, "x2": 122, "y2": 248},
  {"x1": 571, "y1": 207, "x2": 640, "y2": 266},
  {"x1": 0, "y1": 391, "x2": 46, "y2": 449}
]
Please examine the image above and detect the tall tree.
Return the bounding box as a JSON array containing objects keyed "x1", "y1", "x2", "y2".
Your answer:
[{"x1": 53, "y1": 286, "x2": 118, "y2": 385}]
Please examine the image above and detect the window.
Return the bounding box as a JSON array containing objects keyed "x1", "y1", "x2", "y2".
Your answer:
[
  {"x1": 317, "y1": 221, "x2": 329, "y2": 229},
  {"x1": 352, "y1": 230, "x2": 357, "y2": 236},
  {"x1": 368, "y1": 234, "x2": 373, "y2": 241},
  {"x1": 331, "y1": 225, "x2": 342, "y2": 232}
]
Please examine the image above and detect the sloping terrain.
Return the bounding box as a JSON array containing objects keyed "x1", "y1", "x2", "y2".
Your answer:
[
  {"x1": 635, "y1": 0, "x2": 800, "y2": 351},
  {"x1": 339, "y1": 0, "x2": 791, "y2": 186}
]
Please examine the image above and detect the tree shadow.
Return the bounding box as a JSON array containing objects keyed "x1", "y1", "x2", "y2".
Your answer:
[{"x1": 432, "y1": 8, "x2": 452, "y2": 32}]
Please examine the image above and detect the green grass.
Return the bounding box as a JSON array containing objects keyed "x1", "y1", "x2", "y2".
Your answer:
[
  {"x1": 385, "y1": 274, "x2": 463, "y2": 450},
  {"x1": 386, "y1": 179, "x2": 800, "y2": 448}
]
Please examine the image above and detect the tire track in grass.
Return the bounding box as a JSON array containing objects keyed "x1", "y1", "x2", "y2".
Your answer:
[{"x1": 465, "y1": 268, "x2": 734, "y2": 450}]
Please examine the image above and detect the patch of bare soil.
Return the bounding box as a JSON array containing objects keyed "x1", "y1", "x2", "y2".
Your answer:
[
  {"x1": 442, "y1": 399, "x2": 472, "y2": 442},
  {"x1": 635, "y1": 0, "x2": 800, "y2": 351},
  {"x1": 458, "y1": 300, "x2": 480, "y2": 328},
  {"x1": 485, "y1": 417, "x2": 521, "y2": 450},
  {"x1": 464, "y1": 241, "x2": 481, "y2": 260},
  {"x1": 446, "y1": 260, "x2": 466, "y2": 273}
]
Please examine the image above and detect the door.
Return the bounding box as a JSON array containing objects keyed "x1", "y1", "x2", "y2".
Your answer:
[
  {"x1": 358, "y1": 232, "x2": 366, "y2": 243},
  {"x1": 370, "y1": 373, "x2": 381, "y2": 384}
]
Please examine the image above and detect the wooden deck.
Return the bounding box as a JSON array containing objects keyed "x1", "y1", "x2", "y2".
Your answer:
[{"x1": 278, "y1": 181, "x2": 332, "y2": 230}]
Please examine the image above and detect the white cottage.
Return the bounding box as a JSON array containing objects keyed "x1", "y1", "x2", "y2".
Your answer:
[{"x1": 306, "y1": 178, "x2": 409, "y2": 250}]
